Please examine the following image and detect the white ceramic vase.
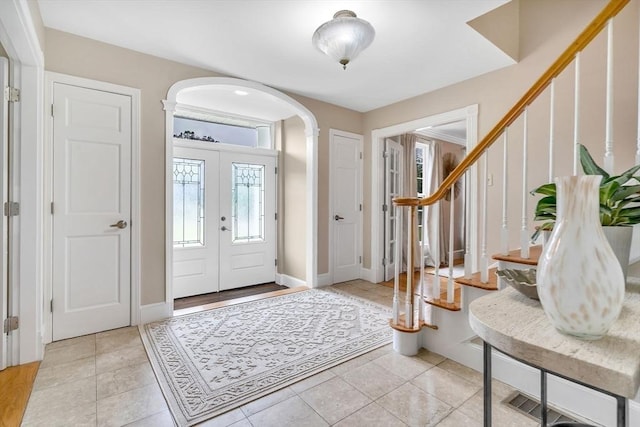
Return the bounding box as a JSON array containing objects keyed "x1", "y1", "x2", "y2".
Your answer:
[{"x1": 536, "y1": 176, "x2": 625, "y2": 340}]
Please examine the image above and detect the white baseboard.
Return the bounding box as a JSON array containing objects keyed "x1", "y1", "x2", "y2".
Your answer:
[
  {"x1": 275, "y1": 273, "x2": 307, "y2": 288},
  {"x1": 316, "y1": 273, "x2": 332, "y2": 287},
  {"x1": 360, "y1": 267, "x2": 376, "y2": 283},
  {"x1": 139, "y1": 302, "x2": 172, "y2": 324}
]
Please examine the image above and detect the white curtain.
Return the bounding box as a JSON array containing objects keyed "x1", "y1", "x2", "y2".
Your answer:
[
  {"x1": 424, "y1": 141, "x2": 447, "y2": 267},
  {"x1": 400, "y1": 133, "x2": 420, "y2": 271}
]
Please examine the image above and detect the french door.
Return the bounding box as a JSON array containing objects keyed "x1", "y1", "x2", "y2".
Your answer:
[
  {"x1": 173, "y1": 146, "x2": 276, "y2": 298},
  {"x1": 383, "y1": 138, "x2": 403, "y2": 281}
]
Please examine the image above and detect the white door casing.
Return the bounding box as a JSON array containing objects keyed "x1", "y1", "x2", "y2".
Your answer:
[
  {"x1": 219, "y1": 151, "x2": 276, "y2": 290},
  {"x1": 384, "y1": 138, "x2": 403, "y2": 282},
  {"x1": 173, "y1": 147, "x2": 220, "y2": 298},
  {"x1": 0, "y1": 57, "x2": 8, "y2": 370},
  {"x1": 330, "y1": 130, "x2": 363, "y2": 284},
  {"x1": 52, "y1": 82, "x2": 132, "y2": 340}
]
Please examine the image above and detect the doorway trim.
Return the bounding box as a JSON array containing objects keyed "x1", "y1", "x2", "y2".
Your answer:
[
  {"x1": 162, "y1": 77, "x2": 319, "y2": 318},
  {"x1": 43, "y1": 72, "x2": 141, "y2": 343},
  {"x1": 370, "y1": 105, "x2": 479, "y2": 284},
  {"x1": 0, "y1": 0, "x2": 45, "y2": 364}
]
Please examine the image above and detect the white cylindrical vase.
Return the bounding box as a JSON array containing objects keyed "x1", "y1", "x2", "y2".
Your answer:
[{"x1": 536, "y1": 176, "x2": 625, "y2": 340}]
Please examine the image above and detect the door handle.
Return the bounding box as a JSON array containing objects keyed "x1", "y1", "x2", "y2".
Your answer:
[
  {"x1": 221, "y1": 226, "x2": 230, "y2": 231},
  {"x1": 109, "y1": 220, "x2": 128, "y2": 229},
  {"x1": 334, "y1": 215, "x2": 344, "y2": 221}
]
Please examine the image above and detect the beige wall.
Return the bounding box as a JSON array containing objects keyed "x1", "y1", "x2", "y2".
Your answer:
[
  {"x1": 281, "y1": 116, "x2": 307, "y2": 280},
  {"x1": 44, "y1": 29, "x2": 363, "y2": 303},
  {"x1": 361, "y1": 0, "x2": 638, "y2": 268}
]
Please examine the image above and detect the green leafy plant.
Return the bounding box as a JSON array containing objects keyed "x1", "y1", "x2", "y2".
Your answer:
[{"x1": 530, "y1": 144, "x2": 640, "y2": 242}]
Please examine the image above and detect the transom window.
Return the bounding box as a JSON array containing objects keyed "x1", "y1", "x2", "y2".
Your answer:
[{"x1": 174, "y1": 116, "x2": 272, "y2": 148}]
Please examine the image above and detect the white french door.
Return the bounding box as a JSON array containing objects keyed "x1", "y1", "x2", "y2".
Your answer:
[
  {"x1": 330, "y1": 131, "x2": 362, "y2": 283},
  {"x1": 218, "y1": 152, "x2": 276, "y2": 290},
  {"x1": 173, "y1": 147, "x2": 220, "y2": 298},
  {"x1": 173, "y1": 147, "x2": 276, "y2": 297},
  {"x1": 384, "y1": 138, "x2": 403, "y2": 281},
  {"x1": 52, "y1": 82, "x2": 132, "y2": 341}
]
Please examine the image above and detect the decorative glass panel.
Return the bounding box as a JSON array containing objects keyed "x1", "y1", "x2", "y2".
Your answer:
[
  {"x1": 232, "y1": 163, "x2": 264, "y2": 243},
  {"x1": 173, "y1": 158, "x2": 205, "y2": 247}
]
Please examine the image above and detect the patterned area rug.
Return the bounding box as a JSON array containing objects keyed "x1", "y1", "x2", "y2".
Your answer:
[{"x1": 140, "y1": 288, "x2": 392, "y2": 426}]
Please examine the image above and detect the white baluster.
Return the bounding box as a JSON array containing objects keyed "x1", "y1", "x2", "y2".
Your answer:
[
  {"x1": 393, "y1": 204, "x2": 401, "y2": 325},
  {"x1": 464, "y1": 170, "x2": 472, "y2": 279},
  {"x1": 447, "y1": 186, "x2": 455, "y2": 303},
  {"x1": 405, "y1": 207, "x2": 413, "y2": 328},
  {"x1": 521, "y1": 109, "x2": 530, "y2": 259},
  {"x1": 637, "y1": 15, "x2": 640, "y2": 165},
  {"x1": 604, "y1": 19, "x2": 615, "y2": 173},
  {"x1": 549, "y1": 79, "x2": 556, "y2": 183},
  {"x1": 418, "y1": 205, "x2": 425, "y2": 324},
  {"x1": 432, "y1": 201, "x2": 441, "y2": 298},
  {"x1": 501, "y1": 129, "x2": 509, "y2": 255},
  {"x1": 481, "y1": 150, "x2": 489, "y2": 283},
  {"x1": 573, "y1": 52, "x2": 581, "y2": 176}
]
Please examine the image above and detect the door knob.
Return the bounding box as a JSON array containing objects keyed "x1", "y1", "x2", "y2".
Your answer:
[
  {"x1": 334, "y1": 215, "x2": 344, "y2": 221},
  {"x1": 221, "y1": 226, "x2": 229, "y2": 231},
  {"x1": 109, "y1": 220, "x2": 128, "y2": 229}
]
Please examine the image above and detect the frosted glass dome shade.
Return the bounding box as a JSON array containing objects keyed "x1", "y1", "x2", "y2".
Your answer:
[{"x1": 312, "y1": 10, "x2": 375, "y2": 69}]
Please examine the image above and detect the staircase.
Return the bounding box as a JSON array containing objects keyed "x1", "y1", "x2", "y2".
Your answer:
[{"x1": 389, "y1": 0, "x2": 633, "y2": 337}]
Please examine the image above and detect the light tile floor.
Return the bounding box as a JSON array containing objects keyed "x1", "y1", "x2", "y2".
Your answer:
[{"x1": 23, "y1": 280, "x2": 539, "y2": 426}]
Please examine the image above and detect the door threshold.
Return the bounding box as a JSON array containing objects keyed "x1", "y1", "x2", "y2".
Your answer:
[{"x1": 173, "y1": 286, "x2": 309, "y2": 316}]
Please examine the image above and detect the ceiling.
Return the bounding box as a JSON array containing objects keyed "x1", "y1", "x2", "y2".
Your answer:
[{"x1": 38, "y1": 0, "x2": 516, "y2": 115}]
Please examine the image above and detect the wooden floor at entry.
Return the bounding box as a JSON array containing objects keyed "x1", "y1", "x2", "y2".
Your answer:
[
  {"x1": 173, "y1": 282, "x2": 286, "y2": 311},
  {"x1": 0, "y1": 362, "x2": 39, "y2": 427}
]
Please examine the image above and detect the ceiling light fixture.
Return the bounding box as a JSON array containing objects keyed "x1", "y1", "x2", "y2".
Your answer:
[
  {"x1": 234, "y1": 90, "x2": 249, "y2": 96},
  {"x1": 312, "y1": 10, "x2": 375, "y2": 70}
]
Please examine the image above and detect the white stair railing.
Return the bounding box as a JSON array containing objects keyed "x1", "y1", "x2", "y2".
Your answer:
[
  {"x1": 549, "y1": 79, "x2": 556, "y2": 182},
  {"x1": 604, "y1": 19, "x2": 615, "y2": 173},
  {"x1": 573, "y1": 52, "x2": 581, "y2": 175},
  {"x1": 520, "y1": 109, "x2": 530, "y2": 259},
  {"x1": 480, "y1": 150, "x2": 489, "y2": 283},
  {"x1": 447, "y1": 186, "x2": 455, "y2": 303},
  {"x1": 501, "y1": 130, "x2": 509, "y2": 255}
]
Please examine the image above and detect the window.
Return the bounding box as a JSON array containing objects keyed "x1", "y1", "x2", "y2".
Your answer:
[
  {"x1": 173, "y1": 158, "x2": 205, "y2": 247},
  {"x1": 174, "y1": 116, "x2": 272, "y2": 148},
  {"x1": 232, "y1": 163, "x2": 265, "y2": 243},
  {"x1": 415, "y1": 142, "x2": 430, "y2": 244}
]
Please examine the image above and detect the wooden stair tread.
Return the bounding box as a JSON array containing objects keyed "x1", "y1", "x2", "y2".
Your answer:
[
  {"x1": 425, "y1": 279, "x2": 461, "y2": 311},
  {"x1": 389, "y1": 314, "x2": 438, "y2": 333},
  {"x1": 455, "y1": 268, "x2": 499, "y2": 291},
  {"x1": 492, "y1": 245, "x2": 542, "y2": 266}
]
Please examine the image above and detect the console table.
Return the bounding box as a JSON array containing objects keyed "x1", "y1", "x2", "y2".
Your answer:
[{"x1": 469, "y1": 286, "x2": 640, "y2": 427}]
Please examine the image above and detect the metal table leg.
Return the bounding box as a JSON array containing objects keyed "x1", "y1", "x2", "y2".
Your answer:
[
  {"x1": 484, "y1": 341, "x2": 492, "y2": 427},
  {"x1": 541, "y1": 370, "x2": 547, "y2": 426}
]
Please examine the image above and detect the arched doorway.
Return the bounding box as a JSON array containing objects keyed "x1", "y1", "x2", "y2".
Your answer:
[{"x1": 163, "y1": 77, "x2": 319, "y2": 308}]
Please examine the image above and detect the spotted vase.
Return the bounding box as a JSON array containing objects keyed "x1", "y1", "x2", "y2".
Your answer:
[{"x1": 536, "y1": 175, "x2": 625, "y2": 340}]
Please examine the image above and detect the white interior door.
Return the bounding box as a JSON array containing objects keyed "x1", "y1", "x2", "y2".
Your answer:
[
  {"x1": 219, "y1": 151, "x2": 276, "y2": 290},
  {"x1": 173, "y1": 147, "x2": 220, "y2": 298},
  {"x1": 384, "y1": 138, "x2": 403, "y2": 281},
  {"x1": 52, "y1": 82, "x2": 131, "y2": 341},
  {"x1": 331, "y1": 131, "x2": 362, "y2": 283},
  {"x1": 0, "y1": 57, "x2": 8, "y2": 370}
]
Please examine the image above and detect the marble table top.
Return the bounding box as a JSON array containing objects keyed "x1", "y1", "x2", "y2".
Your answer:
[{"x1": 469, "y1": 286, "x2": 640, "y2": 398}]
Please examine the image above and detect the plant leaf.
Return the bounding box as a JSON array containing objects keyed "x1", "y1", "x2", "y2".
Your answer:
[
  {"x1": 530, "y1": 183, "x2": 556, "y2": 197},
  {"x1": 579, "y1": 143, "x2": 610, "y2": 179}
]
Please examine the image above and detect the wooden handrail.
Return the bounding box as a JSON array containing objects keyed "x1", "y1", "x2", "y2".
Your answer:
[{"x1": 394, "y1": 0, "x2": 630, "y2": 207}]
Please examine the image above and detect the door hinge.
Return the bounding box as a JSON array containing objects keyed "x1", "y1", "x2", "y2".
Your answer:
[
  {"x1": 382, "y1": 258, "x2": 387, "y2": 266},
  {"x1": 359, "y1": 204, "x2": 362, "y2": 211},
  {"x1": 359, "y1": 256, "x2": 362, "y2": 264},
  {"x1": 275, "y1": 166, "x2": 278, "y2": 174},
  {"x1": 383, "y1": 151, "x2": 389, "y2": 158},
  {"x1": 359, "y1": 152, "x2": 363, "y2": 160},
  {"x1": 274, "y1": 259, "x2": 278, "y2": 266},
  {"x1": 50, "y1": 299, "x2": 53, "y2": 313},
  {"x1": 3, "y1": 316, "x2": 18, "y2": 333},
  {"x1": 5, "y1": 87, "x2": 19, "y2": 103},
  {"x1": 4, "y1": 201, "x2": 19, "y2": 217},
  {"x1": 51, "y1": 104, "x2": 54, "y2": 117},
  {"x1": 51, "y1": 202, "x2": 54, "y2": 215},
  {"x1": 275, "y1": 212, "x2": 278, "y2": 221},
  {"x1": 382, "y1": 204, "x2": 388, "y2": 212}
]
